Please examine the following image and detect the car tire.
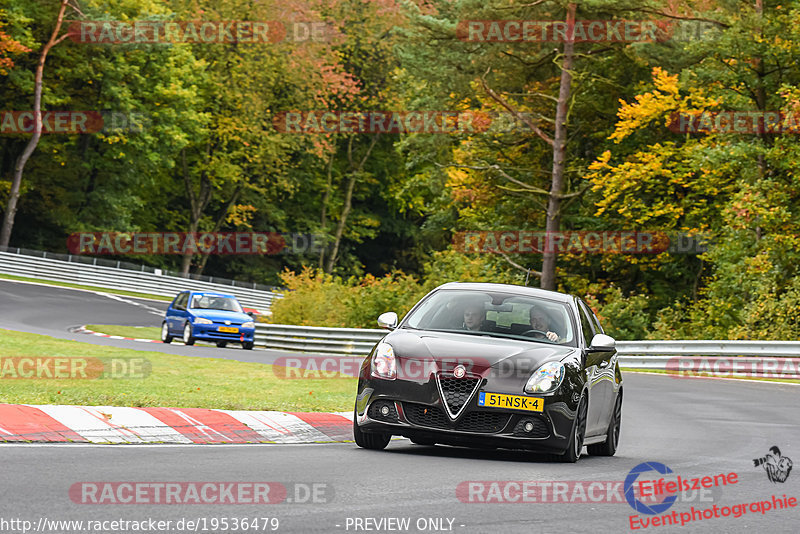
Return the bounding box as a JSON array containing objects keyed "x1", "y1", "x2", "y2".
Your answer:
[
  {"x1": 560, "y1": 395, "x2": 587, "y2": 463},
  {"x1": 182, "y1": 323, "x2": 195, "y2": 346},
  {"x1": 588, "y1": 391, "x2": 622, "y2": 457},
  {"x1": 216, "y1": 341, "x2": 227, "y2": 348},
  {"x1": 242, "y1": 341, "x2": 254, "y2": 350},
  {"x1": 353, "y1": 406, "x2": 390, "y2": 450},
  {"x1": 161, "y1": 322, "x2": 173, "y2": 344}
]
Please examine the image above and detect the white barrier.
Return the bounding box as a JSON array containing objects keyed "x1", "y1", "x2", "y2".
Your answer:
[{"x1": 0, "y1": 248, "x2": 280, "y2": 312}]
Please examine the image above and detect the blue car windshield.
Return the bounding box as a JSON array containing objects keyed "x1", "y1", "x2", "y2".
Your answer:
[{"x1": 190, "y1": 295, "x2": 243, "y2": 313}]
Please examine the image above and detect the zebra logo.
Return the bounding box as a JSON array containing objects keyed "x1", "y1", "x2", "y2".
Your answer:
[{"x1": 753, "y1": 446, "x2": 793, "y2": 483}]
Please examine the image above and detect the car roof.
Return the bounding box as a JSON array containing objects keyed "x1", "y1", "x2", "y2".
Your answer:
[{"x1": 434, "y1": 282, "x2": 574, "y2": 303}]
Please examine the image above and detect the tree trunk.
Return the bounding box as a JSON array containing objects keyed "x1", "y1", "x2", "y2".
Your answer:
[
  {"x1": 194, "y1": 184, "x2": 243, "y2": 275},
  {"x1": 324, "y1": 135, "x2": 379, "y2": 273},
  {"x1": 0, "y1": 0, "x2": 70, "y2": 248},
  {"x1": 540, "y1": 3, "x2": 576, "y2": 291},
  {"x1": 180, "y1": 148, "x2": 212, "y2": 276},
  {"x1": 319, "y1": 153, "x2": 334, "y2": 269},
  {"x1": 325, "y1": 172, "x2": 357, "y2": 273}
]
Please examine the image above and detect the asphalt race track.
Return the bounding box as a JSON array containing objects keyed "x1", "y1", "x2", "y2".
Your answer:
[
  {"x1": 1, "y1": 279, "x2": 799, "y2": 533},
  {"x1": 0, "y1": 279, "x2": 301, "y2": 364}
]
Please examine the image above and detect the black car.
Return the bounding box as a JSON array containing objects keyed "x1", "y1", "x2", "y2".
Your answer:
[{"x1": 353, "y1": 282, "x2": 622, "y2": 462}]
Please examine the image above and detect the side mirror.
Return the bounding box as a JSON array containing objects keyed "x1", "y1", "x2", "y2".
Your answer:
[
  {"x1": 377, "y1": 311, "x2": 398, "y2": 330},
  {"x1": 246, "y1": 311, "x2": 255, "y2": 318},
  {"x1": 588, "y1": 333, "x2": 615, "y2": 352},
  {"x1": 585, "y1": 334, "x2": 615, "y2": 367}
]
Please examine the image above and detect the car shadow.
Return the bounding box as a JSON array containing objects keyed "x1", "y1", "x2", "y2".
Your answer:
[{"x1": 381, "y1": 442, "x2": 603, "y2": 464}]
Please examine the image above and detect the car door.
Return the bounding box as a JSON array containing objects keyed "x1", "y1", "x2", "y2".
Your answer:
[
  {"x1": 579, "y1": 299, "x2": 615, "y2": 435},
  {"x1": 168, "y1": 292, "x2": 188, "y2": 332},
  {"x1": 576, "y1": 301, "x2": 603, "y2": 436}
]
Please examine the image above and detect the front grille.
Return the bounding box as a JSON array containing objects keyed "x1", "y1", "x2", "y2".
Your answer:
[
  {"x1": 403, "y1": 403, "x2": 450, "y2": 429},
  {"x1": 206, "y1": 332, "x2": 241, "y2": 339},
  {"x1": 458, "y1": 411, "x2": 511, "y2": 433},
  {"x1": 403, "y1": 403, "x2": 510, "y2": 433},
  {"x1": 368, "y1": 401, "x2": 399, "y2": 423},
  {"x1": 512, "y1": 418, "x2": 550, "y2": 438},
  {"x1": 438, "y1": 376, "x2": 481, "y2": 415}
]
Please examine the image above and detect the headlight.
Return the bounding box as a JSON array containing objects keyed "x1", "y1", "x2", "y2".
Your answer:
[
  {"x1": 524, "y1": 361, "x2": 565, "y2": 394},
  {"x1": 371, "y1": 342, "x2": 396, "y2": 380},
  {"x1": 241, "y1": 321, "x2": 255, "y2": 329},
  {"x1": 194, "y1": 318, "x2": 213, "y2": 324}
]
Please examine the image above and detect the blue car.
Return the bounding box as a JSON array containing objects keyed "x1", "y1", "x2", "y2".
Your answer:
[{"x1": 161, "y1": 291, "x2": 256, "y2": 349}]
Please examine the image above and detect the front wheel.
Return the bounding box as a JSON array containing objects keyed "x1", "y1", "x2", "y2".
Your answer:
[
  {"x1": 588, "y1": 392, "x2": 622, "y2": 457},
  {"x1": 353, "y1": 406, "x2": 390, "y2": 450},
  {"x1": 560, "y1": 395, "x2": 587, "y2": 463},
  {"x1": 182, "y1": 323, "x2": 195, "y2": 346},
  {"x1": 160, "y1": 322, "x2": 173, "y2": 344},
  {"x1": 216, "y1": 341, "x2": 227, "y2": 348},
  {"x1": 242, "y1": 341, "x2": 254, "y2": 350}
]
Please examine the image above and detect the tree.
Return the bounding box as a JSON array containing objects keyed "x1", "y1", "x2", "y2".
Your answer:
[
  {"x1": 0, "y1": 9, "x2": 30, "y2": 75},
  {"x1": 0, "y1": 0, "x2": 70, "y2": 248},
  {"x1": 396, "y1": 0, "x2": 670, "y2": 289}
]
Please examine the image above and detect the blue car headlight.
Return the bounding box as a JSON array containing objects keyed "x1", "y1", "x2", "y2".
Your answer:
[
  {"x1": 371, "y1": 342, "x2": 397, "y2": 380},
  {"x1": 194, "y1": 318, "x2": 213, "y2": 325},
  {"x1": 241, "y1": 321, "x2": 255, "y2": 329},
  {"x1": 524, "y1": 361, "x2": 565, "y2": 394}
]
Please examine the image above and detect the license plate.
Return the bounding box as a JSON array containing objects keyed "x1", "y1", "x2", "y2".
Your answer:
[
  {"x1": 218, "y1": 326, "x2": 239, "y2": 333},
  {"x1": 478, "y1": 392, "x2": 543, "y2": 412}
]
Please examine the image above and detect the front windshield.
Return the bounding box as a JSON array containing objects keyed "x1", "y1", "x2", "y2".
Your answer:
[
  {"x1": 189, "y1": 295, "x2": 243, "y2": 313},
  {"x1": 403, "y1": 289, "x2": 576, "y2": 346}
]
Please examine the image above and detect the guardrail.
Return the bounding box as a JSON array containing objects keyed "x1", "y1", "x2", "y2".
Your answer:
[
  {"x1": 254, "y1": 324, "x2": 800, "y2": 378},
  {"x1": 0, "y1": 248, "x2": 281, "y2": 312},
  {"x1": 255, "y1": 324, "x2": 385, "y2": 355}
]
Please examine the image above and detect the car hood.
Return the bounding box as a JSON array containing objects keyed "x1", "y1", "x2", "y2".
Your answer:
[
  {"x1": 385, "y1": 329, "x2": 576, "y2": 373},
  {"x1": 189, "y1": 310, "x2": 251, "y2": 323}
]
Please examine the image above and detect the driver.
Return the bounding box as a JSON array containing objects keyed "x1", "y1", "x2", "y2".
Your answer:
[
  {"x1": 462, "y1": 303, "x2": 488, "y2": 331},
  {"x1": 528, "y1": 308, "x2": 560, "y2": 342}
]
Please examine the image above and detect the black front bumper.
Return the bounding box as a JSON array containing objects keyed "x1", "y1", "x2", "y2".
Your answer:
[{"x1": 355, "y1": 376, "x2": 578, "y2": 454}]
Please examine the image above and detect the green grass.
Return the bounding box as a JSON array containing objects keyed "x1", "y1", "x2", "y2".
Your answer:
[
  {"x1": 0, "y1": 329, "x2": 357, "y2": 411},
  {"x1": 0, "y1": 273, "x2": 171, "y2": 301},
  {"x1": 86, "y1": 324, "x2": 161, "y2": 340},
  {"x1": 621, "y1": 367, "x2": 800, "y2": 384}
]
